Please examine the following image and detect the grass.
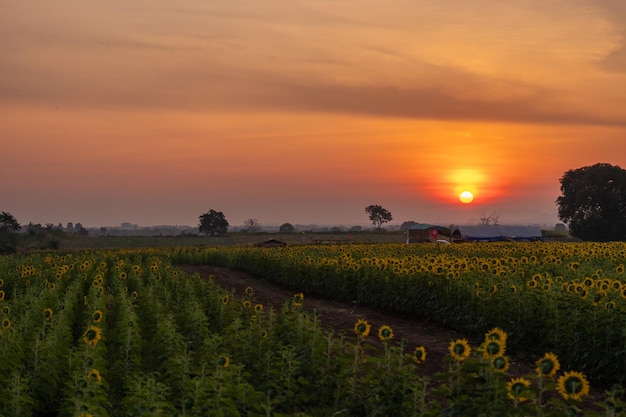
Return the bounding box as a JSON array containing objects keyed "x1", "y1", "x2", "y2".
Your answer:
[{"x1": 51, "y1": 230, "x2": 407, "y2": 250}]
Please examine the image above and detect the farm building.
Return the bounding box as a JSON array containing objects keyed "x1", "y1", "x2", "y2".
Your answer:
[
  {"x1": 254, "y1": 239, "x2": 287, "y2": 248},
  {"x1": 449, "y1": 225, "x2": 543, "y2": 242},
  {"x1": 405, "y1": 224, "x2": 453, "y2": 243}
]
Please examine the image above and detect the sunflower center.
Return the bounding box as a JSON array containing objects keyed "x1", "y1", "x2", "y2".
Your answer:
[
  {"x1": 493, "y1": 357, "x2": 507, "y2": 370},
  {"x1": 540, "y1": 360, "x2": 554, "y2": 374},
  {"x1": 565, "y1": 377, "x2": 582, "y2": 394},
  {"x1": 487, "y1": 342, "x2": 501, "y2": 355}
]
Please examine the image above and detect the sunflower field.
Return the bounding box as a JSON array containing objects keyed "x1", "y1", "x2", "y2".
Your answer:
[
  {"x1": 1, "y1": 244, "x2": 625, "y2": 416},
  {"x1": 172, "y1": 242, "x2": 626, "y2": 387}
]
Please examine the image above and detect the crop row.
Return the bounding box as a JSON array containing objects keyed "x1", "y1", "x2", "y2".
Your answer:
[
  {"x1": 171, "y1": 241, "x2": 626, "y2": 386},
  {"x1": 1, "y1": 246, "x2": 625, "y2": 416}
]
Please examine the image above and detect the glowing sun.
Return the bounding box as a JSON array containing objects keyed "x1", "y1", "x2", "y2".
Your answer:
[{"x1": 459, "y1": 191, "x2": 474, "y2": 204}]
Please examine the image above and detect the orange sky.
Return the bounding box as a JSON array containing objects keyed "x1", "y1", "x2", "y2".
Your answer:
[{"x1": 2, "y1": 0, "x2": 626, "y2": 228}]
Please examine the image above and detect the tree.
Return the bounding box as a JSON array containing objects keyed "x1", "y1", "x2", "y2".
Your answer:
[
  {"x1": 556, "y1": 163, "x2": 626, "y2": 241},
  {"x1": 479, "y1": 210, "x2": 501, "y2": 225},
  {"x1": 244, "y1": 218, "x2": 260, "y2": 232},
  {"x1": 279, "y1": 223, "x2": 295, "y2": 233},
  {"x1": 365, "y1": 204, "x2": 393, "y2": 231},
  {"x1": 0, "y1": 211, "x2": 21, "y2": 254},
  {"x1": 199, "y1": 210, "x2": 229, "y2": 236},
  {"x1": 0, "y1": 212, "x2": 21, "y2": 233}
]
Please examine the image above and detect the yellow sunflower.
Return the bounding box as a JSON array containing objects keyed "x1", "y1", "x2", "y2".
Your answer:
[
  {"x1": 254, "y1": 304, "x2": 263, "y2": 312},
  {"x1": 507, "y1": 377, "x2": 532, "y2": 402},
  {"x1": 484, "y1": 327, "x2": 508, "y2": 344},
  {"x1": 556, "y1": 371, "x2": 590, "y2": 401},
  {"x1": 1, "y1": 305, "x2": 10, "y2": 315},
  {"x1": 83, "y1": 325, "x2": 102, "y2": 346},
  {"x1": 535, "y1": 352, "x2": 560, "y2": 378},
  {"x1": 353, "y1": 318, "x2": 371, "y2": 338},
  {"x1": 483, "y1": 339, "x2": 506, "y2": 358},
  {"x1": 244, "y1": 286, "x2": 254, "y2": 295},
  {"x1": 491, "y1": 355, "x2": 510, "y2": 373},
  {"x1": 87, "y1": 368, "x2": 102, "y2": 383},
  {"x1": 292, "y1": 292, "x2": 304, "y2": 307},
  {"x1": 2, "y1": 317, "x2": 11, "y2": 330},
  {"x1": 44, "y1": 308, "x2": 54, "y2": 321},
  {"x1": 449, "y1": 339, "x2": 472, "y2": 361},
  {"x1": 412, "y1": 346, "x2": 427, "y2": 364},
  {"x1": 92, "y1": 309, "x2": 103, "y2": 323},
  {"x1": 377, "y1": 324, "x2": 394, "y2": 342},
  {"x1": 242, "y1": 300, "x2": 251, "y2": 309},
  {"x1": 0, "y1": 290, "x2": 4, "y2": 301},
  {"x1": 217, "y1": 354, "x2": 230, "y2": 368},
  {"x1": 221, "y1": 294, "x2": 230, "y2": 305}
]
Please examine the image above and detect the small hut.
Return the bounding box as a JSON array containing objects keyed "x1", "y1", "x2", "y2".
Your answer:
[{"x1": 255, "y1": 239, "x2": 287, "y2": 248}]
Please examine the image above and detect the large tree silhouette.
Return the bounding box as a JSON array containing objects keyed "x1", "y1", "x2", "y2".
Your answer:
[{"x1": 556, "y1": 163, "x2": 626, "y2": 241}]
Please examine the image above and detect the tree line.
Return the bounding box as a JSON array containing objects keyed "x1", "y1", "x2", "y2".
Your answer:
[{"x1": 3, "y1": 162, "x2": 626, "y2": 253}]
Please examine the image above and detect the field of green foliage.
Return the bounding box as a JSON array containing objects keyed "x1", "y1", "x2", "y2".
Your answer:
[{"x1": 1, "y1": 243, "x2": 625, "y2": 416}]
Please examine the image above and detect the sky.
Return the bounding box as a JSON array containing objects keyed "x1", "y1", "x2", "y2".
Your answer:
[{"x1": 2, "y1": 0, "x2": 626, "y2": 229}]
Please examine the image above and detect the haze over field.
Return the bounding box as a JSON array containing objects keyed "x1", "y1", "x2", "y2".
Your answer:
[{"x1": 2, "y1": 0, "x2": 626, "y2": 228}]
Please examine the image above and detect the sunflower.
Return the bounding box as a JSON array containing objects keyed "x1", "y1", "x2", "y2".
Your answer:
[
  {"x1": 242, "y1": 300, "x2": 251, "y2": 309},
  {"x1": 292, "y1": 292, "x2": 304, "y2": 307},
  {"x1": 569, "y1": 262, "x2": 580, "y2": 271},
  {"x1": 526, "y1": 280, "x2": 538, "y2": 289},
  {"x1": 44, "y1": 308, "x2": 53, "y2": 321},
  {"x1": 244, "y1": 286, "x2": 254, "y2": 295},
  {"x1": 353, "y1": 318, "x2": 371, "y2": 338},
  {"x1": 483, "y1": 340, "x2": 505, "y2": 358},
  {"x1": 484, "y1": 327, "x2": 508, "y2": 344},
  {"x1": 0, "y1": 278, "x2": 4, "y2": 287},
  {"x1": 1, "y1": 305, "x2": 10, "y2": 315},
  {"x1": 119, "y1": 271, "x2": 127, "y2": 280},
  {"x1": 83, "y1": 326, "x2": 102, "y2": 346},
  {"x1": 509, "y1": 285, "x2": 518, "y2": 294},
  {"x1": 507, "y1": 377, "x2": 532, "y2": 402},
  {"x1": 260, "y1": 330, "x2": 268, "y2": 339},
  {"x1": 616, "y1": 264, "x2": 625, "y2": 275},
  {"x1": 2, "y1": 318, "x2": 10, "y2": 330},
  {"x1": 87, "y1": 369, "x2": 102, "y2": 383},
  {"x1": 377, "y1": 324, "x2": 394, "y2": 342},
  {"x1": 254, "y1": 303, "x2": 263, "y2": 313},
  {"x1": 491, "y1": 355, "x2": 510, "y2": 373},
  {"x1": 605, "y1": 301, "x2": 616, "y2": 310},
  {"x1": 217, "y1": 354, "x2": 230, "y2": 368},
  {"x1": 583, "y1": 277, "x2": 595, "y2": 288},
  {"x1": 449, "y1": 339, "x2": 472, "y2": 361},
  {"x1": 131, "y1": 291, "x2": 138, "y2": 300},
  {"x1": 556, "y1": 371, "x2": 590, "y2": 401},
  {"x1": 92, "y1": 309, "x2": 103, "y2": 323},
  {"x1": 412, "y1": 346, "x2": 427, "y2": 364},
  {"x1": 535, "y1": 352, "x2": 560, "y2": 378},
  {"x1": 221, "y1": 294, "x2": 230, "y2": 305},
  {"x1": 0, "y1": 290, "x2": 4, "y2": 301}
]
